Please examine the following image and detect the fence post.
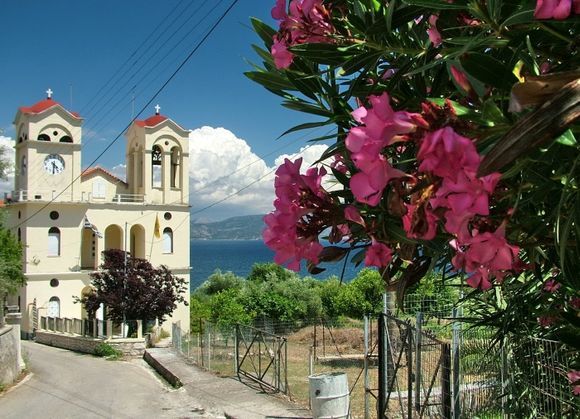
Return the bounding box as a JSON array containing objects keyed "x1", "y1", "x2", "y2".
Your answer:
[
  {"x1": 364, "y1": 315, "x2": 370, "y2": 419},
  {"x1": 378, "y1": 314, "x2": 387, "y2": 417},
  {"x1": 501, "y1": 337, "x2": 508, "y2": 419},
  {"x1": 407, "y1": 326, "x2": 413, "y2": 419},
  {"x1": 415, "y1": 312, "x2": 423, "y2": 412},
  {"x1": 441, "y1": 343, "x2": 452, "y2": 419},
  {"x1": 451, "y1": 307, "x2": 461, "y2": 419},
  {"x1": 234, "y1": 324, "x2": 239, "y2": 375}
]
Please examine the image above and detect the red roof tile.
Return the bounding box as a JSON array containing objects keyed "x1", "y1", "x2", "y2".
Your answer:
[
  {"x1": 19, "y1": 99, "x2": 81, "y2": 118},
  {"x1": 134, "y1": 114, "x2": 168, "y2": 128},
  {"x1": 81, "y1": 166, "x2": 127, "y2": 185}
]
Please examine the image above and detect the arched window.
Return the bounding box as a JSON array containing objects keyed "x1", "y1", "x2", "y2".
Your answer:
[
  {"x1": 162, "y1": 227, "x2": 173, "y2": 254},
  {"x1": 37, "y1": 134, "x2": 50, "y2": 141},
  {"x1": 21, "y1": 156, "x2": 27, "y2": 175},
  {"x1": 47, "y1": 296, "x2": 60, "y2": 318},
  {"x1": 170, "y1": 147, "x2": 180, "y2": 188},
  {"x1": 152, "y1": 145, "x2": 162, "y2": 188},
  {"x1": 48, "y1": 227, "x2": 61, "y2": 256},
  {"x1": 59, "y1": 135, "x2": 73, "y2": 143}
]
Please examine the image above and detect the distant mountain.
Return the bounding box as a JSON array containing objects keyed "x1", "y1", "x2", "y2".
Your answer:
[{"x1": 190, "y1": 214, "x2": 266, "y2": 240}]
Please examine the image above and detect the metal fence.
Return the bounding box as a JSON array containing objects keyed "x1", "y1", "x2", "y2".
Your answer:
[{"x1": 174, "y1": 311, "x2": 578, "y2": 418}]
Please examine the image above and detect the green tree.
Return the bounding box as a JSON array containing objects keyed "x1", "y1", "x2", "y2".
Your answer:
[
  {"x1": 317, "y1": 276, "x2": 343, "y2": 321},
  {"x1": 196, "y1": 269, "x2": 244, "y2": 296},
  {"x1": 336, "y1": 269, "x2": 384, "y2": 319},
  {"x1": 0, "y1": 145, "x2": 25, "y2": 325},
  {"x1": 247, "y1": 262, "x2": 296, "y2": 283},
  {"x1": 208, "y1": 289, "x2": 254, "y2": 329},
  {"x1": 78, "y1": 249, "x2": 188, "y2": 328},
  {"x1": 189, "y1": 295, "x2": 211, "y2": 333},
  {"x1": 0, "y1": 216, "x2": 25, "y2": 326}
]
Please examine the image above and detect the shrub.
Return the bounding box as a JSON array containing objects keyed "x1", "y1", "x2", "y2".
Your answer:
[{"x1": 94, "y1": 342, "x2": 122, "y2": 360}]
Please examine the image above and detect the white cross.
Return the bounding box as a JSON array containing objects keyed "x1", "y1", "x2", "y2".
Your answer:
[
  {"x1": 46, "y1": 88, "x2": 53, "y2": 99},
  {"x1": 154, "y1": 104, "x2": 161, "y2": 114}
]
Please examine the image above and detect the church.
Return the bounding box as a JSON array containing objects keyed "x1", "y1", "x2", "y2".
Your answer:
[{"x1": 4, "y1": 90, "x2": 191, "y2": 338}]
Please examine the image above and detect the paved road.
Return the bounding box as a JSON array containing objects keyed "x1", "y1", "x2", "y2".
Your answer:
[{"x1": 0, "y1": 341, "x2": 223, "y2": 419}]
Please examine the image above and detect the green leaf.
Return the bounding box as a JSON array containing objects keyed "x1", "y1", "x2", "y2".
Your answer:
[
  {"x1": 286, "y1": 71, "x2": 319, "y2": 101},
  {"x1": 555, "y1": 129, "x2": 577, "y2": 147},
  {"x1": 245, "y1": 71, "x2": 295, "y2": 92},
  {"x1": 250, "y1": 18, "x2": 276, "y2": 49},
  {"x1": 342, "y1": 50, "x2": 384, "y2": 76},
  {"x1": 501, "y1": 9, "x2": 535, "y2": 27},
  {"x1": 482, "y1": 99, "x2": 509, "y2": 126},
  {"x1": 460, "y1": 53, "x2": 519, "y2": 91},
  {"x1": 290, "y1": 43, "x2": 357, "y2": 65},
  {"x1": 282, "y1": 99, "x2": 333, "y2": 117},
  {"x1": 403, "y1": 0, "x2": 468, "y2": 9},
  {"x1": 278, "y1": 120, "x2": 333, "y2": 138},
  {"x1": 427, "y1": 98, "x2": 473, "y2": 116}
]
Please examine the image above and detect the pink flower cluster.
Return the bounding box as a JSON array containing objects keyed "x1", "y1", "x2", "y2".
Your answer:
[
  {"x1": 412, "y1": 127, "x2": 520, "y2": 290},
  {"x1": 263, "y1": 157, "x2": 329, "y2": 271},
  {"x1": 535, "y1": 0, "x2": 580, "y2": 20},
  {"x1": 271, "y1": 0, "x2": 335, "y2": 69},
  {"x1": 345, "y1": 92, "x2": 425, "y2": 206},
  {"x1": 568, "y1": 370, "x2": 580, "y2": 396}
]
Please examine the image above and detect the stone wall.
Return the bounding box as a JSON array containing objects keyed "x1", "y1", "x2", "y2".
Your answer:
[
  {"x1": 35, "y1": 330, "x2": 147, "y2": 357},
  {"x1": 0, "y1": 325, "x2": 19, "y2": 386}
]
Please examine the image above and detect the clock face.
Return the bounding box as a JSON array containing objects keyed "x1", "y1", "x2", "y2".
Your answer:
[{"x1": 44, "y1": 154, "x2": 65, "y2": 175}]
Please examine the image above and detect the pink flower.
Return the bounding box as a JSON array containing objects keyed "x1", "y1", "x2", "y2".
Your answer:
[
  {"x1": 263, "y1": 157, "x2": 332, "y2": 271},
  {"x1": 466, "y1": 268, "x2": 493, "y2": 290},
  {"x1": 537, "y1": 315, "x2": 557, "y2": 328},
  {"x1": 271, "y1": 0, "x2": 335, "y2": 69},
  {"x1": 571, "y1": 297, "x2": 580, "y2": 310},
  {"x1": 271, "y1": 0, "x2": 288, "y2": 20},
  {"x1": 418, "y1": 127, "x2": 481, "y2": 181},
  {"x1": 330, "y1": 154, "x2": 348, "y2": 174},
  {"x1": 543, "y1": 279, "x2": 561, "y2": 292},
  {"x1": 352, "y1": 93, "x2": 420, "y2": 142},
  {"x1": 344, "y1": 205, "x2": 365, "y2": 226},
  {"x1": 427, "y1": 15, "x2": 442, "y2": 47},
  {"x1": 567, "y1": 370, "x2": 580, "y2": 396},
  {"x1": 451, "y1": 225, "x2": 520, "y2": 290},
  {"x1": 463, "y1": 226, "x2": 520, "y2": 274},
  {"x1": 364, "y1": 239, "x2": 393, "y2": 268},
  {"x1": 350, "y1": 158, "x2": 405, "y2": 206},
  {"x1": 450, "y1": 65, "x2": 473, "y2": 94},
  {"x1": 534, "y1": 0, "x2": 572, "y2": 19},
  {"x1": 271, "y1": 38, "x2": 294, "y2": 69}
]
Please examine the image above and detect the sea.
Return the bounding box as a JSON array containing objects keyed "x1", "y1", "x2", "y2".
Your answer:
[{"x1": 189, "y1": 239, "x2": 366, "y2": 291}]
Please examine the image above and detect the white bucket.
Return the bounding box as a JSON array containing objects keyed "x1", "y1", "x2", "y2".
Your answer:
[{"x1": 309, "y1": 372, "x2": 350, "y2": 419}]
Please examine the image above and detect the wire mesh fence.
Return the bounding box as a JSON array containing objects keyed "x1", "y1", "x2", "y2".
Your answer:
[{"x1": 173, "y1": 311, "x2": 578, "y2": 418}]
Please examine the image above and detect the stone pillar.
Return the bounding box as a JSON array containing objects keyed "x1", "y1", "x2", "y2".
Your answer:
[
  {"x1": 5, "y1": 306, "x2": 25, "y2": 371},
  {"x1": 137, "y1": 320, "x2": 143, "y2": 339}
]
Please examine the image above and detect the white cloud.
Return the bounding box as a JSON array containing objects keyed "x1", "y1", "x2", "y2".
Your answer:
[
  {"x1": 0, "y1": 136, "x2": 15, "y2": 196},
  {"x1": 187, "y1": 127, "x2": 331, "y2": 221},
  {"x1": 109, "y1": 164, "x2": 127, "y2": 182}
]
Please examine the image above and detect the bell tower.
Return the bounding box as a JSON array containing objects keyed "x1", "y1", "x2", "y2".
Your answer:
[
  {"x1": 13, "y1": 89, "x2": 83, "y2": 202},
  {"x1": 125, "y1": 105, "x2": 189, "y2": 205}
]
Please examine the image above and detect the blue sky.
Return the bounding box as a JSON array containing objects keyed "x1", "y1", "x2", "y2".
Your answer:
[{"x1": 0, "y1": 1, "x2": 328, "y2": 221}]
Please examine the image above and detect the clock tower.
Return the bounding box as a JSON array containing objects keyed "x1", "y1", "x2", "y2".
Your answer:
[{"x1": 13, "y1": 89, "x2": 83, "y2": 202}]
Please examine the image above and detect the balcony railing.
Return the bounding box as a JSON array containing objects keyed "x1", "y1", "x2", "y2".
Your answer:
[{"x1": 6, "y1": 190, "x2": 145, "y2": 204}]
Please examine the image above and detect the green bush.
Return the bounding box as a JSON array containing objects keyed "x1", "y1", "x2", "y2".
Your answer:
[{"x1": 94, "y1": 342, "x2": 122, "y2": 359}]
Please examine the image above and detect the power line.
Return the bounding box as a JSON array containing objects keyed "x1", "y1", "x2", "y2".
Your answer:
[{"x1": 14, "y1": 0, "x2": 240, "y2": 229}]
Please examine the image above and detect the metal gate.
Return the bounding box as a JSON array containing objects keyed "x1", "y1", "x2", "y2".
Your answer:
[
  {"x1": 372, "y1": 313, "x2": 452, "y2": 418},
  {"x1": 235, "y1": 324, "x2": 288, "y2": 394}
]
